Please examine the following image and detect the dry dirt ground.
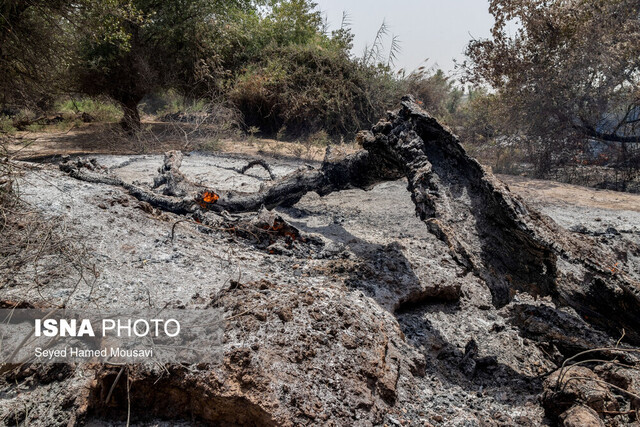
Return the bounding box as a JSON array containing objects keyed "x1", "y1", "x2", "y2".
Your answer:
[
  {"x1": 1, "y1": 135, "x2": 640, "y2": 426},
  {"x1": 6, "y1": 123, "x2": 335, "y2": 163}
]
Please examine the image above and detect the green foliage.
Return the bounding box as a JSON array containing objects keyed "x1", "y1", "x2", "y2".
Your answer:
[
  {"x1": 214, "y1": 0, "x2": 324, "y2": 70},
  {"x1": 0, "y1": 1, "x2": 75, "y2": 110},
  {"x1": 24, "y1": 123, "x2": 44, "y2": 132},
  {"x1": 0, "y1": 0, "x2": 469, "y2": 146},
  {"x1": 454, "y1": 88, "x2": 506, "y2": 144},
  {"x1": 402, "y1": 68, "x2": 463, "y2": 122},
  {"x1": 306, "y1": 129, "x2": 329, "y2": 146},
  {"x1": 0, "y1": 116, "x2": 16, "y2": 134},
  {"x1": 229, "y1": 40, "x2": 400, "y2": 138},
  {"x1": 199, "y1": 138, "x2": 225, "y2": 152},
  {"x1": 139, "y1": 90, "x2": 208, "y2": 117},
  {"x1": 70, "y1": 0, "x2": 254, "y2": 129},
  {"x1": 224, "y1": 3, "x2": 403, "y2": 139},
  {"x1": 255, "y1": 0, "x2": 323, "y2": 47},
  {"x1": 55, "y1": 97, "x2": 122, "y2": 122}
]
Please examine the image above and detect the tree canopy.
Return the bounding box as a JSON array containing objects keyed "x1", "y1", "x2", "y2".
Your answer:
[
  {"x1": 0, "y1": 0, "x2": 75, "y2": 110},
  {"x1": 1, "y1": 0, "x2": 478, "y2": 141},
  {"x1": 464, "y1": 0, "x2": 640, "y2": 171},
  {"x1": 71, "y1": 0, "x2": 255, "y2": 130}
]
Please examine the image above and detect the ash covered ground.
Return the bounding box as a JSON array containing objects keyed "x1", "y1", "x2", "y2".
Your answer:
[{"x1": 1, "y1": 152, "x2": 640, "y2": 426}]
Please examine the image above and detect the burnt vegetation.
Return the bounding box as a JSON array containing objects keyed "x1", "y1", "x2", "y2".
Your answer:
[{"x1": 2, "y1": 1, "x2": 640, "y2": 426}]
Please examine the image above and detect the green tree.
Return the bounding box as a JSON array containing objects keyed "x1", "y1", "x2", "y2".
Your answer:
[
  {"x1": 71, "y1": 0, "x2": 253, "y2": 131},
  {"x1": 227, "y1": 1, "x2": 400, "y2": 138},
  {"x1": 455, "y1": 88, "x2": 503, "y2": 145}
]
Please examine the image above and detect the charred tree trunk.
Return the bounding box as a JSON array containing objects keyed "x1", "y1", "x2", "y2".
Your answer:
[
  {"x1": 61, "y1": 96, "x2": 640, "y2": 344},
  {"x1": 359, "y1": 97, "x2": 640, "y2": 344}
]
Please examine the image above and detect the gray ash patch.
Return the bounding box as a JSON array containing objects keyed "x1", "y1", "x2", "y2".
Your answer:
[{"x1": 2, "y1": 152, "x2": 640, "y2": 426}]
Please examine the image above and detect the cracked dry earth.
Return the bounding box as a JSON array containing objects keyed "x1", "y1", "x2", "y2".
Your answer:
[{"x1": 1, "y1": 151, "x2": 640, "y2": 426}]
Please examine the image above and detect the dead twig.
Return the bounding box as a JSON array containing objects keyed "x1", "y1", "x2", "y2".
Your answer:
[
  {"x1": 104, "y1": 366, "x2": 125, "y2": 404},
  {"x1": 556, "y1": 346, "x2": 640, "y2": 391},
  {"x1": 126, "y1": 369, "x2": 131, "y2": 427},
  {"x1": 233, "y1": 159, "x2": 276, "y2": 180},
  {"x1": 170, "y1": 219, "x2": 190, "y2": 242}
]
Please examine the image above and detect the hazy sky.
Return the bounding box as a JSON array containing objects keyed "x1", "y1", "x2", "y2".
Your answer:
[{"x1": 314, "y1": 0, "x2": 494, "y2": 76}]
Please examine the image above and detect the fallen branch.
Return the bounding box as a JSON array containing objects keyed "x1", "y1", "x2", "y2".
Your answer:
[
  {"x1": 61, "y1": 149, "x2": 402, "y2": 214},
  {"x1": 61, "y1": 161, "x2": 194, "y2": 215}
]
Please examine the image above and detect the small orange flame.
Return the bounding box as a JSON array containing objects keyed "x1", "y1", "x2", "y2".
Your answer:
[
  {"x1": 198, "y1": 191, "x2": 219, "y2": 208},
  {"x1": 261, "y1": 218, "x2": 303, "y2": 245},
  {"x1": 202, "y1": 191, "x2": 219, "y2": 203}
]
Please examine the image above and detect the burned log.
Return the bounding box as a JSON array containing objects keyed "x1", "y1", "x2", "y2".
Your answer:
[
  {"x1": 152, "y1": 150, "x2": 191, "y2": 197},
  {"x1": 62, "y1": 148, "x2": 402, "y2": 215},
  {"x1": 359, "y1": 97, "x2": 640, "y2": 343},
  {"x1": 60, "y1": 96, "x2": 640, "y2": 344}
]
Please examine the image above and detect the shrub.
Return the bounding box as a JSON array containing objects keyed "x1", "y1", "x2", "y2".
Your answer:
[
  {"x1": 140, "y1": 90, "x2": 209, "y2": 118},
  {"x1": 306, "y1": 129, "x2": 329, "y2": 146},
  {"x1": 25, "y1": 123, "x2": 44, "y2": 132},
  {"x1": 401, "y1": 68, "x2": 463, "y2": 122},
  {"x1": 0, "y1": 135, "x2": 15, "y2": 231},
  {"x1": 0, "y1": 116, "x2": 16, "y2": 134},
  {"x1": 228, "y1": 41, "x2": 400, "y2": 140}
]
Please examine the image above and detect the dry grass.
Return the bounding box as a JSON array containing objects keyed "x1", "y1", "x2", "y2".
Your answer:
[
  {"x1": 0, "y1": 134, "x2": 17, "y2": 231},
  {"x1": 0, "y1": 203, "x2": 99, "y2": 306},
  {"x1": 0, "y1": 137, "x2": 98, "y2": 306}
]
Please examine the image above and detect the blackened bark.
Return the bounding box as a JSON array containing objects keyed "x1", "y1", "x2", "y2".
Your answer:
[
  {"x1": 362, "y1": 96, "x2": 640, "y2": 344},
  {"x1": 62, "y1": 149, "x2": 402, "y2": 216},
  {"x1": 233, "y1": 160, "x2": 276, "y2": 180}
]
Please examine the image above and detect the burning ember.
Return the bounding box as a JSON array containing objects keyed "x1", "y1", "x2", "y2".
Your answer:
[
  {"x1": 197, "y1": 191, "x2": 219, "y2": 208},
  {"x1": 262, "y1": 218, "x2": 301, "y2": 244}
]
